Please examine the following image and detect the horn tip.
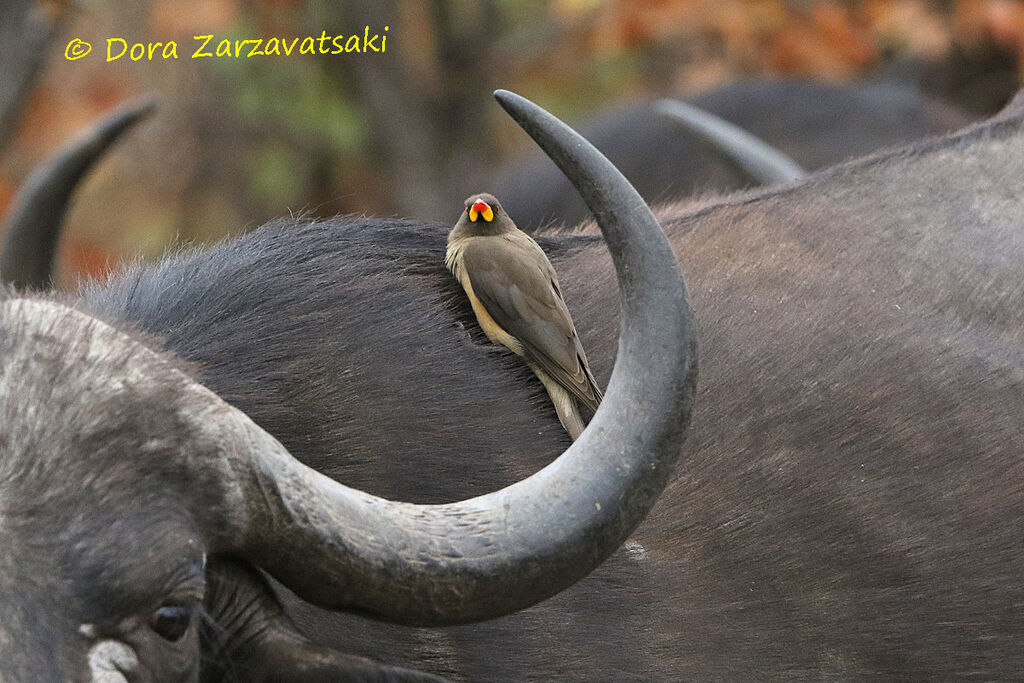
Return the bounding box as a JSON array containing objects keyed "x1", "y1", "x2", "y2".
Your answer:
[
  {"x1": 493, "y1": 89, "x2": 530, "y2": 116},
  {"x1": 652, "y1": 98, "x2": 696, "y2": 121},
  {"x1": 125, "y1": 94, "x2": 161, "y2": 120}
]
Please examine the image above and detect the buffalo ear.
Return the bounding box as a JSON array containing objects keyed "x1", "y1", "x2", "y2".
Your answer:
[{"x1": 200, "y1": 560, "x2": 445, "y2": 683}]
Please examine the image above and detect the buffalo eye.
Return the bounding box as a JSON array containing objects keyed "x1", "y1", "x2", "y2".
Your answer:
[{"x1": 150, "y1": 604, "x2": 193, "y2": 642}]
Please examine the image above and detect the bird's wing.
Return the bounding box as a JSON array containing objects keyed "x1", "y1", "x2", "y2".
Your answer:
[{"x1": 462, "y1": 236, "x2": 601, "y2": 410}]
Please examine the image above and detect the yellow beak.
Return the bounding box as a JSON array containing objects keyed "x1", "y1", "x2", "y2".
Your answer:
[{"x1": 470, "y1": 200, "x2": 494, "y2": 223}]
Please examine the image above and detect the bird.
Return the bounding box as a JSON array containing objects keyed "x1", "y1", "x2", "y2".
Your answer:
[{"x1": 445, "y1": 192, "x2": 602, "y2": 440}]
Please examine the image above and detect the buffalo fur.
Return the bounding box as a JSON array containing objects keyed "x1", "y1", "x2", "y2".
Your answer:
[{"x1": 81, "y1": 218, "x2": 602, "y2": 502}]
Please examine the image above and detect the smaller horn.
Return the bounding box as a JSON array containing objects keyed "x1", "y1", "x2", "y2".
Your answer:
[
  {"x1": 0, "y1": 96, "x2": 157, "y2": 289},
  {"x1": 654, "y1": 98, "x2": 806, "y2": 185}
]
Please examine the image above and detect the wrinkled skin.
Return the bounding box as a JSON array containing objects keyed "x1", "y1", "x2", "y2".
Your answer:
[{"x1": 0, "y1": 301, "x2": 211, "y2": 681}]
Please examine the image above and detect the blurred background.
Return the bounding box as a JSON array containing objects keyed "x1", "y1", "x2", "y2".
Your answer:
[{"x1": 1, "y1": 0, "x2": 1021, "y2": 286}]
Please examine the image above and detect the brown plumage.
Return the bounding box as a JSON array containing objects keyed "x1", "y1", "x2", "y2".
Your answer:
[{"x1": 446, "y1": 193, "x2": 602, "y2": 439}]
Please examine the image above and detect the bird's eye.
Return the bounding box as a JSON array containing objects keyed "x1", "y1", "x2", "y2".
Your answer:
[
  {"x1": 150, "y1": 604, "x2": 194, "y2": 642},
  {"x1": 494, "y1": 206, "x2": 500, "y2": 214}
]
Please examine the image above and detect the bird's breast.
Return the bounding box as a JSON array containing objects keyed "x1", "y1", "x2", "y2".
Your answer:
[{"x1": 446, "y1": 241, "x2": 524, "y2": 356}]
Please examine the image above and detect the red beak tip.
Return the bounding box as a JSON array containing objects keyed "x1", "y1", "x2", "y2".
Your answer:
[{"x1": 472, "y1": 200, "x2": 490, "y2": 212}]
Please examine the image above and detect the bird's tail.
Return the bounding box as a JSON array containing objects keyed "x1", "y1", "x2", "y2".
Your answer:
[
  {"x1": 557, "y1": 402, "x2": 587, "y2": 441},
  {"x1": 533, "y1": 365, "x2": 589, "y2": 441}
]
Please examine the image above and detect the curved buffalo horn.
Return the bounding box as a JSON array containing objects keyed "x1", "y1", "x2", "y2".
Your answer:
[
  {"x1": 187, "y1": 90, "x2": 696, "y2": 626},
  {"x1": 655, "y1": 98, "x2": 806, "y2": 184},
  {"x1": 0, "y1": 97, "x2": 156, "y2": 289}
]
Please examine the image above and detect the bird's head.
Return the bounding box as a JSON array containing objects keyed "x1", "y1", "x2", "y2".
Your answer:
[{"x1": 455, "y1": 193, "x2": 516, "y2": 234}]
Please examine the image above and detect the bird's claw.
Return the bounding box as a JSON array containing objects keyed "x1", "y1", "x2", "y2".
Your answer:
[{"x1": 455, "y1": 321, "x2": 503, "y2": 354}]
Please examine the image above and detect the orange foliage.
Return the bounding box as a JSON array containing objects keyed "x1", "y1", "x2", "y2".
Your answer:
[
  {"x1": 2, "y1": 0, "x2": 1021, "y2": 282},
  {"x1": 150, "y1": 0, "x2": 239, "y2": 39},
  {"x1": 552, "y1": 0, "x2": 1023, "y2": 89},
  {"x1": 62, "y1": 240, "x2": 117, "y2": 282}
]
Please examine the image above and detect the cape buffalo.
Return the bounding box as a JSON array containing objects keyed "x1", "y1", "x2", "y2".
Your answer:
[
  {"x1": 493, "y1": 78, "x2": 972, "y2": 230},
  {"x1": 2, "y1": 87, "x2": 1022, "y2": 680}
]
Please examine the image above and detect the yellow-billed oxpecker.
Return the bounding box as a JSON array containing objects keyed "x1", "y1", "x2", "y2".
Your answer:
[{"x1": 446, "y1": 192, "x2": 602, "y2": 440}]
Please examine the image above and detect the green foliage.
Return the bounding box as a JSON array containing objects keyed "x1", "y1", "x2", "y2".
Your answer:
[
  {"x1": 248, "y1": 143, "x2": 304, "y2": 210},
  {"x1": 212, "y1": 19, "x2": 365, "y2": 152}
]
